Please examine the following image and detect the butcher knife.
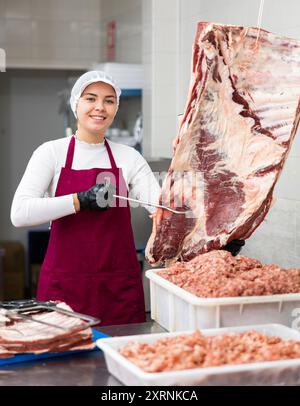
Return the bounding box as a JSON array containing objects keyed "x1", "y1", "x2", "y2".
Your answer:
[
  {"x1": 96, "y1": 174, "x2": 187, "y2": 214},
  {"x1": 113, "y1": 194, "x2": 187, "y2": 215}
]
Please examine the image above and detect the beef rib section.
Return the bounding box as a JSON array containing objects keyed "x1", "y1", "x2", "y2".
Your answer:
[{"x1": 146, "y1": 22, "x2": 300, "y2": 266}]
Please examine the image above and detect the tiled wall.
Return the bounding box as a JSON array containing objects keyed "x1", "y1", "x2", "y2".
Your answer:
[
  {"x1": 143, "y1": 0, "x2": 300, "y2": 267},
  {"x1": 0, "y1": 0, "x2": 142, "y2": 68},
  {"x1": 142, "y1": 0, "x2": 180, "y2": 158},
  {"x1": 0, "y1": 0, "x2": 102, "y2": 69},
  {"x1": 100, "y1": 0, "x2": 142, "y2": 63}
]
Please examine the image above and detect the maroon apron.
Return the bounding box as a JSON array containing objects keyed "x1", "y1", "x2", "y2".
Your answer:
[{"x1": 37, "y1": 135, "x2": 146, "y2": 326}]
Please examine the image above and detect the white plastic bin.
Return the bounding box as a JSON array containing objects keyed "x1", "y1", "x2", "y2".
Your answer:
[
  {"x1": 96, "y1": 324, "x2": 300, "y2": 386},
  {"x1": 146, "y1": 269, "x2": 300, "y2": 332}
]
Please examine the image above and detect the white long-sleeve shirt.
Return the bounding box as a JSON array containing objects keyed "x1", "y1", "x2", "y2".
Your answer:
[{"x1": 11, "y1": 136, "x2": 161, "y2": 227}]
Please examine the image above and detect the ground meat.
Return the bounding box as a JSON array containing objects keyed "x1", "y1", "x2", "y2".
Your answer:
[
  {"x1": 157, "y1": 251, "x2": 300, "y2": 297},
  {"x1": 119, "y1": 330, "x2": 300, "y2": 373}
]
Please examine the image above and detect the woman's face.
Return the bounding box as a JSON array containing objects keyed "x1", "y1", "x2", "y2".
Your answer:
[{"x1": 76, "y1": 81, "x2": 118, "y2": 136}]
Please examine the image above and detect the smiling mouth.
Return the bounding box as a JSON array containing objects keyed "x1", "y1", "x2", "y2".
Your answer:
[{"x1": 90, "y1": 116, "x2": 107, "y2": 121}]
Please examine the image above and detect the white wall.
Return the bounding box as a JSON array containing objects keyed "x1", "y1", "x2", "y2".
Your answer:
[
  {"x1": 0, "y1": 0, "x2": 104, "y2": 69},
  {"x1": 100, "y1": 0, "x2": 142, "y2": 63},
  {"x1": 142, "y1": 0, "x2": 180, "y2": 158},
  {"x1": 0, "y1": 0, "x2": 143, "y2": 69},
  {"x1": 142, "y1": 0, "x2": 300, "y2": 267}
]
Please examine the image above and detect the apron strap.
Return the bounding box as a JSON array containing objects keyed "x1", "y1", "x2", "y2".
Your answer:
[
  {"x1": 65, "y1": 136, "x2": 117, "y2": 170},
  {"x1": 104, "y1": 139, "x2": 117, "y2": 169},
  {"x1": 65, "y1": 135, "x2": 76, "y2": 169}
]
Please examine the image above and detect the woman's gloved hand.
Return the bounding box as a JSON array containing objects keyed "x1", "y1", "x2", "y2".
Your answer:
[
  {"x1": 222, "y1": 239, "x2": 245, "y2": 256},
  {"x1": 77, "y1": 183, "x2": 116, "y2": 211}
]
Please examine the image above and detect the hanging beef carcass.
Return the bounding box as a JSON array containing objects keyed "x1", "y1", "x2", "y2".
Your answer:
[{"x1": 146, "y1": 22, "x2": 300, "y2": 266}]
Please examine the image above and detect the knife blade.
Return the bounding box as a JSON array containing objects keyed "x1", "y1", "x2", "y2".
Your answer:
[
  {"x1": 96, "y1": 174, "x2": 188, "y2": 214},
  {"x1": 113, "y1": 194, "x2": 187, "y2": 215}
]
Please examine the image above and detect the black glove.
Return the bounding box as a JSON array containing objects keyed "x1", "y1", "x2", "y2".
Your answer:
[
  {"x1": 77, "y1": 183, "x2": 116, "y2": 211},
  {"x1": 223, "y1": 239, "x2": 245, "y2": 256}
]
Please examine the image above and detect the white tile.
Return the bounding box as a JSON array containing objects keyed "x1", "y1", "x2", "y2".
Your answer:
[
  {"x1": 117, "y1": 46, "x2": 141, "y2": 64},
  {"x1": 100, "y1": 0, "x2": 142, "y2": 63},
  {"x1": 264, "y1": 198, "x2": 296, "y2": 239},
  {"x1": 0, "y1": 18, "x2": 6, "y2": 44},
  {"x1": 142, "y1": 88, "x2": 152, "y2": 112},
  {"x1": 262, "y1": 0, "x2": 300, "y2": 31},
  {"x1": 78, "y1": 21, "x2": 94, "y2": 48},
  {"x1": 128, "y1": 0, "x2": 142, "y2": 12},
  {"x1": 5, "y1": 41, "x2": 31, "y2": 59},
  {"x1": 182, "y1": 0, "x2": 261, "y2": 28},
  {"x1": 181, "y1": 13, "x2": 204, "y2": 30},
  {"x1": 0, "y1": 0, "x2": 5, "y2": 17},
  {"x1": 143, "y1": 51, "x2": 152, "y2": 65},
  {"x1": 153, "y1": 52, "x2": 177, "y2": 85},
  {"x1": 152, "y1": 115, "x2": 177, "y2": 158},
  {"x1": 32, "y1": 20, "x2": 79, "y2": 48},
  {"x1": 152, "y1": 84, "x2": 177, "y2": 118},
  {"x1": 154, "y1": 20, "x2": 177, "y2": 53},
  {"x1": 268, "y1": 244, "x2": 298, "y2": 268},
  {"x1": 227, "y1": 0, "x2": 261, "y2": 26},
  {"x1": 272, "y1": 26, "x2": 300, "y2": 41},
  {"x1": 179, "y1": 20, "x2": 197, "y2": 54},
  {"x1": 179, "y1": 0, "x2": 210, "y2": 22},
  {"x1": 243, "y1": 228, "x2": 295, "y2": 268},
  {"x1": 242, "y1": 239, "x2": 276, "y2": 267},
  {"x1": 178, "y1": 49, "x2": 192, "y2": 79},
  {"x1": 117, "y1": 3, "x2": 141, "y2": 26},
  {"x1": 4, "y1": 0, "x2": 31, "y2": 19},
  {"x1": 153, "y1": 0, "x2": 178, "y2": 22},
  {"x1": 102, "y1": 0, "x2": 139, "y2": 20},
  {"x1": 290, "y1": 127, "x2": 300, "y2": 158},
  {"x1": 238, "y1": 195, "x2": 300, "y2": 267},
  {"x1": 142, "y1": 61, "x2": 153, "y2": 90},
  {"x1": 31, "y1": 20, "x2": 54, "y2": 45},
  {"x1": 31, "y1": 45, "x2": 98, "y2": 69},
  {"x1": 142, "y1": 0, "x2": 152, "y2": 25},
  {"x1": 5, "y1": 18, "x2": 31, "y2": 45},
  {"x1": 31, "y1": 0, "x2": 83, "y2": 21},
  {"x1": 141, "y1": 122, "x2": 152, "y2": 158},
  {"x1": 99, "y1": 44, "x2": 106, "y2": 61},
  {"x1": 118, "y1": 33, "x2": 142, "y2": 53},
  {"x1": 274, "y1": 156, "x2": 300, "y2": 200},
  {"x1": 82, "y1": 0, "x2": 101, "y2": 22},
  {"x1": 143, "y1": 26, "x2": 153, "y2": 55},
  {"x1": 78, "y1": 46, "x2": 100, "y2": 63},
  {"x1": 31, "y1": 0, "x2": 58, "y2": 20},
  {"x1": 117, "y1": 22, "x2": 141, "y2": 38},
  {"x1": 52, "y1": 46, "x2": 76, "y2": 61},
  {"x1": 31, "y1": 45, "x2": 54, "y2": 60},
  {"x1": 53, "y1": 24, "x2": 73, "y2": 49},
  {"x1": 92, "y1": 24, "x2": 102, "y2": 49},
  {"x1": 100, "y1": 0, "x2": 112, "y2": 19}
]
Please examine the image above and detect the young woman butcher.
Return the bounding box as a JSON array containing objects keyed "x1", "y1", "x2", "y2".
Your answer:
[{"x1": 11, "y1": 71, "x2": 160, "y2": 325}]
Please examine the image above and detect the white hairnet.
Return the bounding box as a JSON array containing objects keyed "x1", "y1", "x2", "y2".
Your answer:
[{"x1": 70, "y1": 70, "x2": 121, "y2": 118}]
